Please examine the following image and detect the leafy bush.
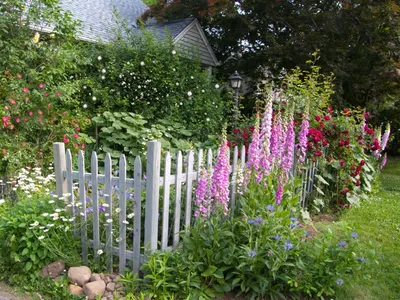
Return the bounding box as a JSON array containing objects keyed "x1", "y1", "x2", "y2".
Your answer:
[
  {"x1": 0, "y1": 192, "x2": 81, "y2": 283},
  {"x1": 124, "y1": 174, "x2": 369, "y2": 299}
]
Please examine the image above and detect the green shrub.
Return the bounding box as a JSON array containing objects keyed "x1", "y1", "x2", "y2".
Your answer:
[
  {"x1": 0, "y1": 192, "x2": 81, "y2": 283},
  {"x1": 123, "y1": 174, "x2": 369, "y2": 299}
]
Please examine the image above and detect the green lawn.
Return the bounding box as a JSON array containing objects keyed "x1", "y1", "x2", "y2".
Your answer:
[
  {"x1": 324, "y1": 157, "x2": 400, "y2": 299},
  {"x1": 142, "y1": 0, "x2": 157, "y2": 5}
]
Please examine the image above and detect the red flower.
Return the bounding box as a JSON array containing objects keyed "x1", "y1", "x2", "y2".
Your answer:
[
  {"x1": 341, "y1": 189, "x2": 350, "y2": 194},
  {"x1": 9, "y1": 99, "x2": 16, "y2": 105},
  {"x1": 314, "y1": 151, "x2": 322, "y2": 157},
  {"x1": 315, "y1": 116, "x2": 321, "y2": 121},
  {"x1": 81, "y1": 144, "x2": 85, "y2": 149},
  {"x1": 47, "y1": 103, "x2": 51, "y2": 108},
  {"x1": 38, "y1": 110, "x2": 43, "y2": 115},
  {"x1": 232, "y1": 128, "x2": 240, "y2": 134},
  {"x1": 38, "y1": 83, "x2": 44, "y2": 89},
  {"x1": 360, "y1": 160, "x2": 365, "y2": 166},
  {"x1": 56, "y1": 92, "x2": 61, "y2": 97},
  {"x1": 323, "y1": 115, "x2": 331, "y2": 121},
  {"x1": 22, "y1": 87, "x2": 29, "y2": 93},
  {"x1": 249, "y1": 126, "x2": 255, "y2": 133},
  {"x1": 44, "y1": 93, "x2": 49, "y2": 97},
  {"x1": 340, "y1": 160, "x2": 345, "y2": 167},
  {"x1": 328, "y1": 106, "x2": 333, "y2": 114},
  {"x1": 343, "y1": 108, "x2": 351, "y2": 116},
  {"x1": 364, "y1": 112, "x2": 370, "y2": 119},
  {"x1": 28, "y1": 111, "x2": 33, "y2": 116},
  {"x1": 371, "y1": 138, "x2": 381, "y2": 151},
  {"x1": 327, "y1": 157, "x2": 333, "y2": 162},
  {"x1": 2, "y1": 149, "x2": 6, "y2": 154},
  {"x1": 15, "y1": 117, "x2": 20, "y2": 123},
  {"x1": 17, "y1": 74, "x2": 22, "y2": 79}
]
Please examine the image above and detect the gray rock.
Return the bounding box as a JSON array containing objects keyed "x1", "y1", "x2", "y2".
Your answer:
[
  {"x1": 83, "y1": 280, "x2": 106, "y2": 300},
  {"x1": 68, "y1": 284, "x2": 84, "y2": 296},
  {"x1": 90, "y1": 273, "x2": 102, "y2": 282},
  {"x1": 40, "y1": 261, "x2": 65, "y2": 279},
  {"x1": 68, "y1": 266, "x2": 92, "y2": 286},
  {"x1": 106, "y1": 282, "x2": 115, "y2": 292}
]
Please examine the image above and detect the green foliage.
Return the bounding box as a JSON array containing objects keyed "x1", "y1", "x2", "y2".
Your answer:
[
  {"x1": 78, "y1": 29, "x2": 228, "y2": 141},
  {"x1": 144, "y1": 0, "x2": 400, "y2": 119},
  {"x1": 0, "y1": 193, "x2": 81, "y2": 283},
  {"x1": 92, "y1": 111, "x2": 197, "y2": 166},
  {"x1": 124, "y1": 174, "x2": 368, "y2": 299}
]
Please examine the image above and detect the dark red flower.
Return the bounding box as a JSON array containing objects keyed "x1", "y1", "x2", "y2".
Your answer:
[
  {"x1": 315, "y1": 116, "x2": 321, "y2": 121},
  {"x1": 314, "y1": 151, "x2": 322, "y2": 157},
  {"x1": 340, "y1": 160, "x2": 345, "y2": 167},
  {"x1": 324, "y1": 115, "x2": 331, "y2": 121}
]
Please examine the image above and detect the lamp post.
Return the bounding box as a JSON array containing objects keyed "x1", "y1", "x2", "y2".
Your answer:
[{"x1": 229, "y1": 71, "x2": 243, "y2": 127}]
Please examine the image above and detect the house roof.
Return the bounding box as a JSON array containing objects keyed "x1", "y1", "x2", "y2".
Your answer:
[
  {"x1": 59, "y1": 0, "x2": 148, "y2": 42},
  {"x1": 54, "y1": 1, "x2": 219, "y2": 66}
]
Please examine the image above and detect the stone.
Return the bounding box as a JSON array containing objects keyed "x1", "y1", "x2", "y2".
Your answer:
[
  {"x1": 47, "y1": 261, "x2": 65, "y2": 279},
  {"x1": 90, "y1": 273, "x2": 102, "y2": 282},
  {"x1": 68, "y1": 266, "x2": 92, "y2": 286},
  {"x1": 103, "y1": 276, "x2": 111, "y2": 284},
  {"x1": 101, "y1": 298, "x2": 108, "y2": 300},
  {"x1": 115, "y1": 283, "x2": 122, "y2": 289},
  {"x1": 40, "y1": 261, "x2": 65, "y2": 279},
  {"x1": 108, "y1": 274, "x2": 116, "y2": 280},
  {"x1": 83, "y1": 280, "x2": 106, "y2": 300},
  {"x1": 106, "y1": 282, "x2": 115, "y2": 292},
  {"x1": 68, "y1": 284, "x2": 84, "y2": 296}
]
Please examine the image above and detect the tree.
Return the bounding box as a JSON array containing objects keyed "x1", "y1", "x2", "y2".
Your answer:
[{"x1": 143, "y1": 0, "x2": 400, "y2": 119}]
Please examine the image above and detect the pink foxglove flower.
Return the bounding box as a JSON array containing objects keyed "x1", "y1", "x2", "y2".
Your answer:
[
  {"x1": 281, "y1": 119, "x2": 295, "y2": 175},
  {"x1": 381, "y1": 123, "x2": 390, "y2": 151},
  {"x1": 260, "y1": 98, "x2": 273, "y2": 174},
  {"x1": 297, "y1": 118, "x2": 309, "y2": 163},
  {"x1": 275, "y1": 184, "x2": 283, "y2": 205},
  {"x1": 211, "y1": 138, "x2": 231, "y2": 214},
  {"x1": 247, "y1": 116, "x2": 261, "y2": 173},
  {"x1": 380, "y1": 153, "x2": 387, "y2": 169},
  {"x1": 194, "y1": 168, "x2": 212, "y2": 218}
]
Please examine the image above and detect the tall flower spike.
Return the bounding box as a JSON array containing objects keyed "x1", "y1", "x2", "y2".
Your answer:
[
  {"x1": 247, "y1": 115, "x2": 262, "y2": 180},
  {"x1": 281, "y1": 119, "x2": 295, "y2": 176},
  {"x1": 211, "y1": 137, "x2": 231, "y2": 215},
  {"x1": 260, "y1": 94, "x2": 273, "y2": 174},
  {"x1": 297, "y1": 118, "x2": 309, "y2": 163},
  {"x1": 381, "y1": 123, "x2": 390, "y2": 151},
  {"x1": 270, "y1": 113, "x2": 283, "y2": 166},
  {"x1": 194, "y1": 168, "x2": 212, "y2": 218}
]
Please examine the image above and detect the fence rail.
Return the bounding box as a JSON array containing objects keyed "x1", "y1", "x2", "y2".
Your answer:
[{"x1": 53, "y1": 141, "x2": 315, "y2": 274}]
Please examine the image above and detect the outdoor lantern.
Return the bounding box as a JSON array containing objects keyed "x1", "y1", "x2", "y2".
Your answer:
[{"x1": 229, "y1": 71, "x2": 243, "y2": 90}]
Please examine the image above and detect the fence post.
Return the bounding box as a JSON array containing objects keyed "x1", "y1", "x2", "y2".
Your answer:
[
  {"x1": 144, "y1": 141, "x2": 161, "y2": 254},
  {"x1": 53, "y1": 143, "x2": 67, "y2": 197}
]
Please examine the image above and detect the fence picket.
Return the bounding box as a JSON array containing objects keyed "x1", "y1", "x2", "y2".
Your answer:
[
  {"x1": 104, "y1": 153, "x2": 113, "y2": 272},
  {"x1": 173, "y1": 151, "x2": 183, "y2": 248},
  {"x1": 184, "y1": 151, "x2": 194, "y2": 232},
  {"x1": 65, "y1": 149, "x2": 76, "y2": 235},
  {"x1": 91, "y1": 152, "x2": 100, "y2": 265},
  {"x1": 133, "y1": 156, "x2": 142, "y2": 274},
  {"x1": 230, "y1": 146, "x2": 238, "y2": 210},
  {"x1": 161, "y1": 152, "x2": 172, "y2": 250},
  {"x1": 240, "y1": 145, "x2": 246, "y2": 170},
  {"x1": 78, "y1": 151, "x2": 88, "y2": 264},
  {"x1": 118, "y1": 155, "x2": 127, "y2": 273},
  {"x1": 144, "y1": 141, "x2": 161, "y2": 254},
  {"x1": 207, "y1": 149, "x2": 213, "y2": 170}
]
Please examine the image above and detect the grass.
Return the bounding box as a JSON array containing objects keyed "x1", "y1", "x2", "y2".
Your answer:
[
  {"x1": 142, "y1": 0, "x2": 158, "y2": 5},
  {"x1": 319, "y1": 156, "x2": 400, "y2": 299}
]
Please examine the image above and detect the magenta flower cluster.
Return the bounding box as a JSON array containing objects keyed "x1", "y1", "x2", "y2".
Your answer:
[{"x1": 194, "y1": 168, "x2": 212, "y2": 218}]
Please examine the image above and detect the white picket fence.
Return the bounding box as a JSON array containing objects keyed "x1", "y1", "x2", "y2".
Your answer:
[
  {"x1": 53, "y1": 141, "x2": 316, "y2": 274},
  {"x1": 53, "y1": 141, "x2": 248, "y2": 274}
]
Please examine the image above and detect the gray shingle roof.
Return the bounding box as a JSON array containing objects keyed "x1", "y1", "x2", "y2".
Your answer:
[
  {"x1": 59, "y1": 0, "x2": 148, "y2": 41},
  {"x1": 145, "y1": 18, "x2": 196, "y2": 40}
]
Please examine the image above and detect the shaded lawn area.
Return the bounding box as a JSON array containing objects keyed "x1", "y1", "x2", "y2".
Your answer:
[{"x1": 320, "y1": 156, "x2": 400, "y2": 299}]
